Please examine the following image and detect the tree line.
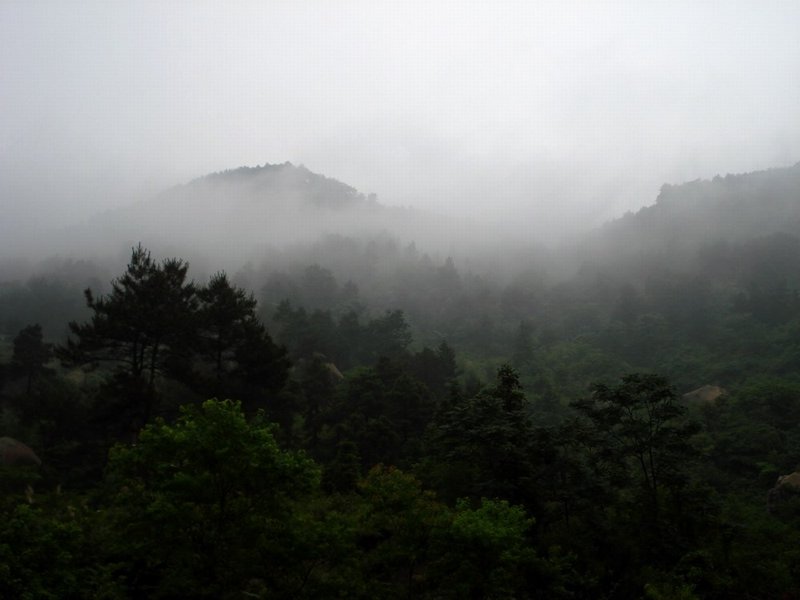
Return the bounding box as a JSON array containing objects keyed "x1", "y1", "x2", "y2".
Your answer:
[{"x1": 0, "y1": 244, "x2": 799, "y2": 598}]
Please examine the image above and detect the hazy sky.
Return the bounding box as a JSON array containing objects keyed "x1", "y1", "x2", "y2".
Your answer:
[{"x1": 2, "y1": 1, "x2": 800, "y2": 243}]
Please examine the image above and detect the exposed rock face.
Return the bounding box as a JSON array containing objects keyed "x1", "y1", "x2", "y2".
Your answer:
[
  {"x1": 325, "y1": 361, "x2": 344, "y2": 381},
  {"x1": 767, "y1": 471, "x2": 800, "y2": 514},
  {"x1": 682, "y1": 385, "x2": 726, "y2": 405},
  {"x1": 297, "y1": 353, "x2": 344, "y2": 382},
  {"x1": 0, "y1": 437, "x2": 42, "y2": 467}
]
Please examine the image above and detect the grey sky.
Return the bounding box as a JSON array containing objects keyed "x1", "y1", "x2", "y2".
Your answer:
[{"x1": 2, "y1": 1, "x2": 799, "y2": 243}]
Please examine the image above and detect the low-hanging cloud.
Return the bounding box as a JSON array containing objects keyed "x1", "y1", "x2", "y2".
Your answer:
[{"x1": 1, "y1": 0, "x2": 799, "y2": 252}]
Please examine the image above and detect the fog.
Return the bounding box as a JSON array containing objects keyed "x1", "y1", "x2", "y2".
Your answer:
[{"x1": 2, "y1": 1, "x2": 800, "y2": 256}]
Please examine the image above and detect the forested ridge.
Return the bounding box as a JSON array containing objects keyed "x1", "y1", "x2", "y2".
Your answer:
[{"x1": 1, "y1": 165, "x2": 800, "y2": 598}]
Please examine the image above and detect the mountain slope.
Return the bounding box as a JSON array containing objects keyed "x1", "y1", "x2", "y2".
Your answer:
[
  {"x1": 52, "y1": 162, "x2": 465, "y2": 267},
  {"x1": 578, "y1": 162, "x2": 800, "y2": 272},
  {"x1": 170, "y1": 162, "x2": 376, "y2": 211}
]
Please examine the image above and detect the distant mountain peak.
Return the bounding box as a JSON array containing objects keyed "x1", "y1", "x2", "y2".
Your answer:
[{"x1": 175, "y1": 162, "x2": 373, "y2": 211}]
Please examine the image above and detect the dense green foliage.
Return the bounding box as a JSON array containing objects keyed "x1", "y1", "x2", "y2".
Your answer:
[{"x1": 2, "y1": 166, "x2": 800, "y2": 597}]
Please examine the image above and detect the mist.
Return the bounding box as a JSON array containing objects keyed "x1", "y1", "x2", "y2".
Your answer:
[
  {"x1": 2, "y1": 0, "x2": 800, "y2": 260},
  {"x1": 6, "y1": 5, "x2": 800, "y2": 593}
]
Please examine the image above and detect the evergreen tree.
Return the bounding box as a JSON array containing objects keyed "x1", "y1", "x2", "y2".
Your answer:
[
  {"x1": 197, "y1": 272, "x2": 257, "y2": 382},
  {"x1": 58, "y1": 244, "x2": 197, "y2": 424},
  {"x1": 422, "y1": 365, "x2": 537, "y2": 505},
  {"x1": 12, "y1": 323, "x2": 51, "y2": 396},
  {"x1": 196, "y1": 272, "x2": 288, "y2": 398}
]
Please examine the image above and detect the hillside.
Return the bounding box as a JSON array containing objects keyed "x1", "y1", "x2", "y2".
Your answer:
[
  {"x1": 3, "y1": 162, "x2": 800, "y2": 599},
  {"x1": 48, "y1": 162, "x2": 479, "y2": 270},
  {"x1": 74, "y1": 162, "x2": 387, "y2": 258},
  {"x1": 179, "y1": 162, "x2": 374, "y2": 210},
  {"x1": 4, "y1": 164, "x2": 800, "y2": 599},
  {"x1": 578, "y1": 162, "x2": 800, "y2": 274}
]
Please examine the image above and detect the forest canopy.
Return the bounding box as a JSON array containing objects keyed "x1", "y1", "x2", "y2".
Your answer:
[{"x1": 2, "y1": 164, "x2": 800, "y2": 597}]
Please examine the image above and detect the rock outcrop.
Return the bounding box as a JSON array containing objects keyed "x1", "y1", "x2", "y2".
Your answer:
[
  {"x1": 767, "y1": 471, "x2": 800, "y2": 514},
  {"x1": 682, "y1": 385, "x2": 726, "y2": 405},
  {"x1": 0, "y1": 437, "x2": 42, "y2": 467}
]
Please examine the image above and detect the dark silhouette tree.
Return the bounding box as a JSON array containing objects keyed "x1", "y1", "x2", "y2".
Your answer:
[
  {"x1": 572, "y1": 373, "x2": 697, "y2": 521},
  {"x1": 422, "y1": 365, "x2": 537, "y2": 505},
  {"x1": 12, "y1": 323, "x2": 52, "y2": 396},
  {"x1": 409, "y1": 341, "x2": 457, "y2": 400},
  {"x1": 196, "y1": 272, "x2": 288, "y2": 399},
  {"x1": 198, "y1": 272, "x2": 257, "y2": 382},
  {"x1": 58, "y1": 244, "x2": 197, "y2": 424},
  {"x1": 364, "y1": 310, "x2": 412, "y2": 360},
  {"x1": 231, "y1": 320, "x2": 291, "y2": 400}
]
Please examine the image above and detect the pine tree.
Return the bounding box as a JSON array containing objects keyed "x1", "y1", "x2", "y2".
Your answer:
[
  {"x1": 12, "y1": 323, "x2": 52, "y2": 396},
  {"x1": 58, "y1": 244, "x2": 197, "y2": 423}
]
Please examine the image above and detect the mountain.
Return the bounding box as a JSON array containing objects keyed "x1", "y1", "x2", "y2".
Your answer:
[
  {"x1": 178, "y1": 162, "x2": 375, "y2": 210},
  {"x1": 14, "y1": 160, "x2": 800, "y2": 286},
  {"x1": 576, "y1": 162, "x2": 800, "y2": 274},
  {"x1": 45, "y1": 162, "x2": 473, "y2": 269},
  {"x1": 96, "y1": 162, "x2": 387, "y2": 248}
]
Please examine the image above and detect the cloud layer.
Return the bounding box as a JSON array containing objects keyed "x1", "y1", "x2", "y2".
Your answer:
[{"x1": 2, "y1": 1, "x2": 799, "y2": 246}]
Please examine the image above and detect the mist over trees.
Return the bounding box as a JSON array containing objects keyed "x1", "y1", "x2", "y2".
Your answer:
[
  {"x1": 4, "y1": 0, "x2": 800, "y2": 593},
  {"x1": 2, "y1": 163, "x2": 800, "y2": 597}
]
